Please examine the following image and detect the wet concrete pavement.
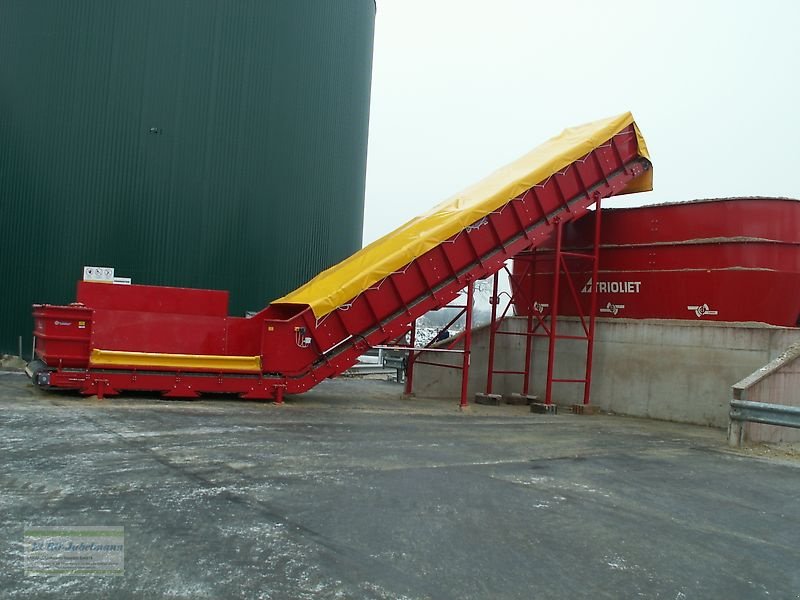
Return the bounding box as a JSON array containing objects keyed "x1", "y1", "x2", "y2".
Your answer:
[{"x1": 1, "y1": 371, "x2": 798, "y2": 599}]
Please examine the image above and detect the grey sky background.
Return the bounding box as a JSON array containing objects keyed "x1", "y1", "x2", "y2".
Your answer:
[{"x1": 363, "y1": 0, "x2": 800, "y2": 245}]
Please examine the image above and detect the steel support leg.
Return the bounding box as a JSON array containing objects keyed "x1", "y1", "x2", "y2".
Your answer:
[
  {"x1": 485, "y1": 272, "x2": 499, "y2": 394},
  {"x1": 460, "y1": 281, "x2": 474, "y2": 409},
  {"x1": 583, "y1": 200, "x2": 602, "y2": 404},
  {"x1": 404, "y1": 318, "x2": 417, "y2": 395},
  {"x1": 523, "y1": 313, "x2": 534, "y2": 396},
  {"x1": 544, "y1": 220, "x2": 564, "y2": 405}
]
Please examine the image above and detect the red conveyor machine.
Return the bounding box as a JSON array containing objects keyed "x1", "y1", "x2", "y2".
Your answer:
[{"x1": 28, "y1": 113, "x2": 652, "y2": 401}]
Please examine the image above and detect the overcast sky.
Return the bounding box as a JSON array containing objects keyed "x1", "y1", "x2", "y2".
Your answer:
[{"x1": 362, "y1": 0, "x2": 800, "y2": 244}]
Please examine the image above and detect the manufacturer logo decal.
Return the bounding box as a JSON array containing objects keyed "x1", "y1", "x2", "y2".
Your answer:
[
  {"x1": 532, "y1": 301, "x2": 550, "y2": 314},
  {"x1": 599, "y1": 302, "x2": 625, "y2": 316},
  {"x1": 581, "y1": 278, "x2": 641, "y2": 294},
  {"x1": 688, "y1": 303, "x2": 719, "y2": 318}
]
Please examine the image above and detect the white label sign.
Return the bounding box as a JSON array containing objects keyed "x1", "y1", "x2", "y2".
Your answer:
[{"x1": 83, "y1": 266, "x2": 115, "y2": 282}]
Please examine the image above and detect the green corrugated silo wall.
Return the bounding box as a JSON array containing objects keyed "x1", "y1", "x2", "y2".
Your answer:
[{"x1": 0, "y1": 0, "x2": 375, "y2": 355}]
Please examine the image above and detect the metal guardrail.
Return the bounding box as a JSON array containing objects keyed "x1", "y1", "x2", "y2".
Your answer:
[
  {"x1": 382, "y1": 355, "x2": 407, "y2": 382},
  {"x1": 730, "y1": 399, "x2": 800, "y2": 429},
  {"x1": 728, "y1": 399, "x2": 800, "y2": 447},
  {"x1": 728, "y1": 341, "x2": 800, "y2": 447}
]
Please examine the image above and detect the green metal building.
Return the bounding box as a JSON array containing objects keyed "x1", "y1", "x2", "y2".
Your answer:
[{"x1": 0, "y1": 0, "x2": 375, "y2": 355}]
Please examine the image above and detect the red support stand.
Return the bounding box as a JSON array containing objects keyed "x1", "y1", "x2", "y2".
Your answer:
[
  {"x1": 541, "y1": 206, "x2": 602, "y2": 406},
  {"x1": 484, "y1": 204, "x2": 603, "y2": 407},
  {"x1": 484, "y1": 258, "x2": 538, "y2": 397},
  {"x1": 403, "y1": 280, "x2": 475, "y2": 409}
]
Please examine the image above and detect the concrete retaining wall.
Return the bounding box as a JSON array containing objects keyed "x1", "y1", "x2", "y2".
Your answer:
[{"x1": 411, "y1": 317, "x2": 800, "y2": 428}]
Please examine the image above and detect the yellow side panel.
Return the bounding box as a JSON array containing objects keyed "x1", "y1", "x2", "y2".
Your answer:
[
  {"x1": 278, "y1": 111, "x2": 651, "y2": 319},
  {"x1": 90, "y1": 349, "x2": 262, "y2": 372}
]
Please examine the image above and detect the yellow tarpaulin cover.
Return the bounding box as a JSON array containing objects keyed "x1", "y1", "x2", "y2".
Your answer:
[{"x1": 278, "y1": 112, "x2": 651, "y2": 319}]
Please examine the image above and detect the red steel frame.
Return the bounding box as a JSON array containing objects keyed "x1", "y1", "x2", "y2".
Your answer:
[
  {"x1": 543, "y1": 199, "x2": 603, "y2": 405},
  {"x1": 33, "y1": 127, "x2": 649, "y2": 402},
  {"x1": 403, "y1": 282, "x2": 475, "y2": 408},
  {"x1": 484, "y1": 263, "x2": 537, "y2": 396},
  {"x1": 484, "y1": 200, "x2": 602, "y2": 405}
]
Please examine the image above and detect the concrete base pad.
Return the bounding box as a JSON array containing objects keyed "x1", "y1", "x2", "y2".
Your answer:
[
  {"x1": 504, "y1": 393, "x2": 538, "y2": 406},
  {"x1": 572, "y1": 403, "x2": 598, "y2": 415},
  {"x1": 530, "y1": 402, "x2": 558, "y2": 415},
  {"x1": 474, "y1": 393, "x2": 503, "y2": 406}
]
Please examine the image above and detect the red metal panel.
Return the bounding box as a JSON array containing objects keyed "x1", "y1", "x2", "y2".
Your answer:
[
  {"x1": 224, "y1": 316, "x2": 262, "y2": 356},
  {"x1": 553, "y1": 197, "x2": 800, "y2": 247},
  {"x1": 77, "y1": 282, "x2": 229, "y2": 317},
  {"x1": 33, "y1": 304, "x2": 93, "y2": 368},
  {"x1": 260, "y1": 305, "x2": 321, "y2": 376},
  {"x1": 581, "y1": 242, "x2": 800, "y2": 272},
  {"x1": 90, "y1": 310, "x2": 227, "y2": 355},
  {"x1": 76, "y1": 282, "x2": 230, "y2": 355},
  {"x1": 514, "y1": 198, "x2": 800, "y2": 326},
  {"x1": 46, "y1": 369, "x2": 265, "y2": 399},
  {"x1": 521, "y1": 269, "x2": 800, "y2": 326}
]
